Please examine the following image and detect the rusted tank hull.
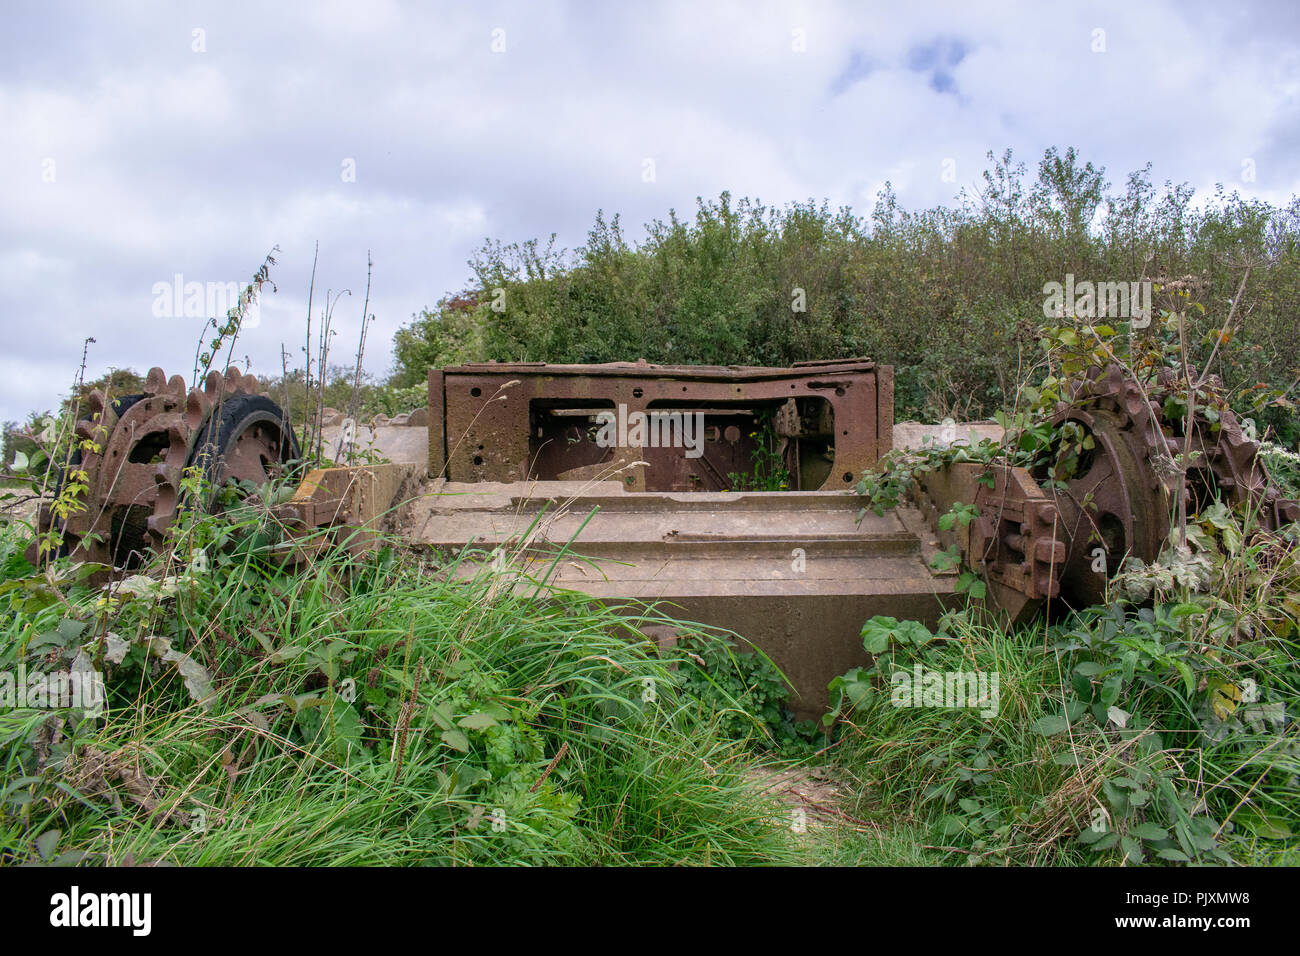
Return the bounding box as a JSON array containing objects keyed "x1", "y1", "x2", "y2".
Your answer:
[
  {"x1": 44, "y1": 356, "x2": 1296, "y2": 725},
  {"x1": 429, "y1": 359, "x2": 892, "y2": 494},
  {"x1": 399, "y1": 479, "x2": 957, "y2": 719}
]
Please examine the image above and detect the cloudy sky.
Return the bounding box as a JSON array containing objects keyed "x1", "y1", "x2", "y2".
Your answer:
[{"x1": 2, "y1": 0, "x2": 1297, "y2": 426}]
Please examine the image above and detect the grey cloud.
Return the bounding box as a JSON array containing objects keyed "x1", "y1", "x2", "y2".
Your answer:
[{"x1": 0, "y1": 0, "x2": 1296, "y2": 427}]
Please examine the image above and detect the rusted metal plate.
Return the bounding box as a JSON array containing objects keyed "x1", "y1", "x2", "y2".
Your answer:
[
  {"x1": 972, "y1": 466, "x2": 1065, "y2": 623},
  {"x1": 428, "y1": 359, "x2": 892, "y2": 493},
  {"x1": 278, "y1": 463, "x2": 420, "y2": 557},
  {"x1": 402, "y1": 479, "x2": 956, "y2": 719},
  {"x1": 426, "y1": 368, "x2": 445, "y2": 478},
  {"x1": 912, "y1": 461, "x2": 1066, "y2": 626}
]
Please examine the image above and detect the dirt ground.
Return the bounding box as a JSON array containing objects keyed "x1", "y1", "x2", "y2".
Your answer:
[{"x1": 747, "y1": 763, "x2": 879, "y2": 836}]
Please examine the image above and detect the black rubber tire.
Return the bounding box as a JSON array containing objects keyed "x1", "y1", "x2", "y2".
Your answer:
[{"x1": 186, "y1": 394, "x2": 300, "y2": 504}]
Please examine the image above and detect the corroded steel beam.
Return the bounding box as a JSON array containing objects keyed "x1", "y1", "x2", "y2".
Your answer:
[{"x1": 427, "y1": 358, "x2": 892, "y2": 493}]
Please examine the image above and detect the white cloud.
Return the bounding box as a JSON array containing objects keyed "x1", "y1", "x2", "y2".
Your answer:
[{"x1": 0, "y1": 0, "x2": 1296, "y2": 426}]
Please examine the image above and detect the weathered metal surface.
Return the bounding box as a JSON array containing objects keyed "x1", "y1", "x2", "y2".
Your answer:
[
  {"x1": 395, "y1": 479, "x2": 955, "y2": 718},
  {"x1": 971, "y1": 466, "x2": 1066, "y2": 621},
  {"x1": 278, "y1": 463, "x2": 420, "y2": 557},
  {"x1": 428, "y1": 359, "x2": 892, "y2": 493},
  {"x1": 909, "y1": 461, "x2": 1064, "y2": 626},
  {"x1": 426, "y1": 367, "x2": 445, "y2": 477},
  {"x1": 1045, "y1": 364, "x2": 1298, "y2": 607},
  {"x1": 46, "y1": 366, "x2": 273, "y2": 569},
  {"x1": 1041, "y1": 404, "x2": 1166, "y2": 608}
]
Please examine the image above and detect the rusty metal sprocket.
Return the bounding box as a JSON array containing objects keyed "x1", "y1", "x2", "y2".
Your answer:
[
  {"x1": 1042, "y1": 364, "x2": 1297, "y2": 607},
  {"x1": 42, "y1": 365, "x2": 269, "y2": 570},
  {"x1": 146, "y1": 366, "x2": 269, "y2": 545}
]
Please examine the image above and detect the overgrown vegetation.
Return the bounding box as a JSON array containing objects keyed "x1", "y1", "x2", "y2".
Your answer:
[
  {"x1": 824, "y1": 508, "x2": 1300, "y2": 866},
  {"x1": 726, "y1": 411, "x2": 792, "y2": 492},
  {"x1": 390, "y1": 147, "x2": 1299, "y2": 441},
  {"x1": 0, "y1": 492, "x2": 802, "y2": 865},
  {"x1": 2, "y1": 145, "x2": 1297, "y2": 867}
]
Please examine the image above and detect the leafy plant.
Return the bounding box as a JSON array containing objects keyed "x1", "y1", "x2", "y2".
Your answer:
[
  {"x1": 673, "y1": 632, "x2": 815, "y2": 751},
  {"x1": 727, "y1": 410, "x2": 791, "y2": 492}
]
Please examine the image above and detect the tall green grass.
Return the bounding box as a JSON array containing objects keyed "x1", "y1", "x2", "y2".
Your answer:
[{"x1": 0, "y1": 503, "x2": 800, "y2": 866}]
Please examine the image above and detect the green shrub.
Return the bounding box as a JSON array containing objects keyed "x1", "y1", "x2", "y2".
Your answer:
[{"x1": 390, "y1": 150, "x2": 1300, "y2": 440}]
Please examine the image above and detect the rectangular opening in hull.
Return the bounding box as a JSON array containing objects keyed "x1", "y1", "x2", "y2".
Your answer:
[{"x1": 525, "y1": 397, "x2": 835, "y2": 491}]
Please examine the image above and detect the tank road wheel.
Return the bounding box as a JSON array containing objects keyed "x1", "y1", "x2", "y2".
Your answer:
[
  {"x1": 186, "y1": 394, "x2": 300, "y2": 505},
  {"x1": 145, "y1": 367, "x2": 288, "y2": 546},
  {"x1": 79, "y1": 393, "x2": 151, "y2": 566},
  {"x1": 34, "y1": 364, "x2": 296, "y2": 573},
  {"x1": 33, "y1": 393, "x2": 148, "y2": 566}
]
